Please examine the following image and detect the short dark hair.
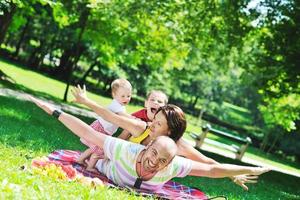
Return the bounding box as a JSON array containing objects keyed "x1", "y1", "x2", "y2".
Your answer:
[{"x1": 156, "y1": 104, "x2": 186, "y2": 142}]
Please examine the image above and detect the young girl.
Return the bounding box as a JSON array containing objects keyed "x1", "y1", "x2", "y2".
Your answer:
[{"x1": 76, "y1": 78, "x2": 132, "y2": 172}]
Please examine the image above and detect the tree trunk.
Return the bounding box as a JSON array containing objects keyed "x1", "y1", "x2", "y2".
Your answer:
[
  {"x1": 79, "y1": 61, "x2": 98, "y2": 84},
  {"x1": 266, "y1": 132, "x2": 282, "y2": 153},
  {"x1": 192, "y1": 96, "x2": 199, "y2": 109},
  {"x1": 56, "y1": 48, "x2": 73, "y2": 78},
  {"x1": 14, "y1": 17, "x2": 31, "y2": 58},
  {"x1": 260, "y1": 132, "x2": 270, "y2": 152},
  {"x1": 62, "y1": 7, "x2": 90, "y2": 102},
  {"x1": 197, "y1": 95, "x2": 211, "y2": 127},
  {"x1": 0, "y1": 2, "x2": 16, "y2": 45},
  {"x1": 27, "y1": 48, "x2": 39, "y2": 67}
]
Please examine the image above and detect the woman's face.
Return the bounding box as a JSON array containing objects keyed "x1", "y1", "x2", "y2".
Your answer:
[{"x1": 149, "y1": 111, "x2": 170, "y2": 138}]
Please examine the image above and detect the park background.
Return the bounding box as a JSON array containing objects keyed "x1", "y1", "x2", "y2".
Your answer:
[{"x1": 0, "y1": 0, "x2": 300, "y2": 199}]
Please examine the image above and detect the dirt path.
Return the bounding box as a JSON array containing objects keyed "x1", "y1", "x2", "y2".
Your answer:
[
  {"x1": 0, "y1": 88, "x2": 98, "y2": 119},
  {"x1": 1, "y1": 87, "x2": 300, "y2": 178}
]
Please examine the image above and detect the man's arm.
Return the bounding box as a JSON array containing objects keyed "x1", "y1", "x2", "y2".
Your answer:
[
  {"x1": 177, "y1": 138, "x2": 255, "y2": 190},
  {"x1": 177, "y1": 139, "x2": 218, "y2": 164},
  {"x1": 188, "y1": 161, "x2": 270, "y2": 178}
]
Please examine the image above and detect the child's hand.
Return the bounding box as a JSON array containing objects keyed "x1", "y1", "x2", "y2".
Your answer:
[{"x1": 71, "y1": 84, "x2": 88, "y2": 104}]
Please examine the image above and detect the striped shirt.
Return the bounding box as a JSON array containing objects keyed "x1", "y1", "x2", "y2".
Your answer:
[{"x1": 95, "y1": 137, "x2": 192, "y2": 191}]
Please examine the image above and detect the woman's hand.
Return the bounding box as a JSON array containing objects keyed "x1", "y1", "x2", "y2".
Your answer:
[
  {"x1": 231, "y1": 175, "x2": 259, "y2": 191},
  {"x1": 29, "y1": 96, "x2": 56, "y2": 115},
  {"x1": 71, "y1": 84, "x2": 88, "y2": 104}
]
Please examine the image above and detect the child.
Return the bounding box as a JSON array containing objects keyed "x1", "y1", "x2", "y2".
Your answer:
[
  {"x1": 76, "y1": 78, "x2": 132, "y2": 172},
  {"x1": 118, "y1": 90, "x2": 168, "y2": 140}
]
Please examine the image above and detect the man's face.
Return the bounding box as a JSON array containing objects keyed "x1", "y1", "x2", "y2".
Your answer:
[
  {"x1": 113, "y1": 87, "x2": 132, "y2": 106},
  {"x1": 145, "y1": 92, "x2": 167, "y2": 120},
  {"x1": 149, "y1": 111, "x2": 170, "y2": 138},
  {"x1": 142, "y1": 139, "x2": 175, "y2": 172}
]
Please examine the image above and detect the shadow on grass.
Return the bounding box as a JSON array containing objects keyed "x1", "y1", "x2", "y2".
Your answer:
[{"x1": 0, "y1": 96, "x2": 94, "y2": 152}]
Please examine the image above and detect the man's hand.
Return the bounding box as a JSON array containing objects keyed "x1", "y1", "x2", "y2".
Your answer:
[
  {"x1": 71, "y1": 84, "x2": 88, "y2": 104},
  {"x1": 251, "y1": 167, "x2": 270, "y2": 176},
  {"x1": 231, "y1": 175, "x2": 258, "y2": 191},
  {"x1": 29, "y1": 96, "x2": 56, "y2": 115},
  {"x1": 231, "y1": 167, "x2": 270, "y2": 191}
]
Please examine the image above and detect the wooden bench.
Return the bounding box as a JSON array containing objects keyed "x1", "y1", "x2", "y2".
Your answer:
[{"x1": 190, "y1": 124, "x2": 252, "y2": 160}]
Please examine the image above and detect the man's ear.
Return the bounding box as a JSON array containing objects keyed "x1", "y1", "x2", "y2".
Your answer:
[{"x1": 144, "y1": 100, "x2": 148, "y2": 108}]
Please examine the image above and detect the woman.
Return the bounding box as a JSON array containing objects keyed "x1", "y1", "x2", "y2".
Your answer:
[{"x1": 72, "y1": 85, "x2": 257, "y2": 190}]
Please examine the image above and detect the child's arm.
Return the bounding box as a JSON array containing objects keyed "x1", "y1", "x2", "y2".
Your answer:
[
  {"x1": 71, "y1": 85, "x2": 146, "y2": 137},
  {"x1": 30, "y1": 96, "x2": 106, "y2": 148},
  {"x1": 117, "y1": 112, "x2": 134, "y2": 119}
]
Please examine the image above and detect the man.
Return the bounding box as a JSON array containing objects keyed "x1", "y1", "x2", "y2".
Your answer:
[{"x1": 29, "y1": 96, "x2": 270, "y2": 191}]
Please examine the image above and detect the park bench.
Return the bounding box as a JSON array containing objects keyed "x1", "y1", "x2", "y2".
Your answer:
[{"x1": 190, "y1": 124, "x2": 252, "y2": 160}]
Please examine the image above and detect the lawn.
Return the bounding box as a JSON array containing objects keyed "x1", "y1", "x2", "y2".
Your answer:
[
  {"x1": 1, "y1": 96, "x2": 300, "y2": 199},
  {"x1": 1, "y1": 58, "x2": 300, "y2": 199}
]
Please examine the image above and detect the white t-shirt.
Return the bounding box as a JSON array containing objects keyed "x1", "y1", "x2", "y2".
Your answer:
[
  {"x1": 98, "y1": 99, "x2": 125, "y2": 134},
  {"x1": 96, "y1": 137, "x2": 192, "y2": 191}
]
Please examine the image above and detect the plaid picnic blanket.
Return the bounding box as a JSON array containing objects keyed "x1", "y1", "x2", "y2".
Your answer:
[{"x1": 32, "y1": 150, "x2": 207, "y2": 199}]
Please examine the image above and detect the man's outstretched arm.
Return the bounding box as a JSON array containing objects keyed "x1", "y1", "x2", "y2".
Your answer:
[{"x1": 189, "y1": 161, "x2": 270, "y2": 178}]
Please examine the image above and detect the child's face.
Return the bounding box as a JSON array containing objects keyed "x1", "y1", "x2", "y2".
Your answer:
[
  {"x1": 113, "y1": 87, "x2": 132, "y2": 106},
  {"x1": 145, "y1": 92, "x2": 167, "y2": 120}
]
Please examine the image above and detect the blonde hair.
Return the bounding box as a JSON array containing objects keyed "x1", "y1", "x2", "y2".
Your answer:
[
  {"x1": 147, "y1": 90, "x2": 168, "y2": 104},
  {"x1": 111, "y1": 78, "x2": 132, "y2": 94}
]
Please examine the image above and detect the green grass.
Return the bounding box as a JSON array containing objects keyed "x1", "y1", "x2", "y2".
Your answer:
[
  {"x1": 0, "y1": 58, "x2": 141, "y2": 114},
  {"x1": 1, "y1": 57, "x2": 300, "y2": 199},
  {"x1": 2, "y1": 96, "x2": 300, "y2": 199},
  {"x1": 0, "y1": 96, "x2": 150, "y2": 199}
]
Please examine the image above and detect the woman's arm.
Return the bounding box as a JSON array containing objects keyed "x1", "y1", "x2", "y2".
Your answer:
[
  {"x1": 30, "y1": 96, "x2": 106, "y2": 147},
  {"x1": 189, "y1": 161, "x2": 270, "y2": 178},
  {"x1": 177, "y1": 139, "x2": 219, "y2": 164},
  {"x1": 71, "y1": 85, "x2": 146, "y2": 137}
]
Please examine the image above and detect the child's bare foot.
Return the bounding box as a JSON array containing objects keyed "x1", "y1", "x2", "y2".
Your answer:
[
  {"x1": 85, "y1": 167, "x2": 99, "y2": 173},
  {"x1": 75, "y1": 158, "x2": 87, "y2": 166}
]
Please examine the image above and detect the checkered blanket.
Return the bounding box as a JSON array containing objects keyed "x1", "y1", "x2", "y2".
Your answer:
[{"x1": 32, "y1": 150, "x2": 207, "y2": 199}]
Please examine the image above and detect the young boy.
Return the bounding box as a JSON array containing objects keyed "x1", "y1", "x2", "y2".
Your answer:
[
  {"x1": 118, "y1": 90, "x2": 168, "y2": 140},
  {"x1": 76, "y1": 78, "x2": 132, "y2": 172}
]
